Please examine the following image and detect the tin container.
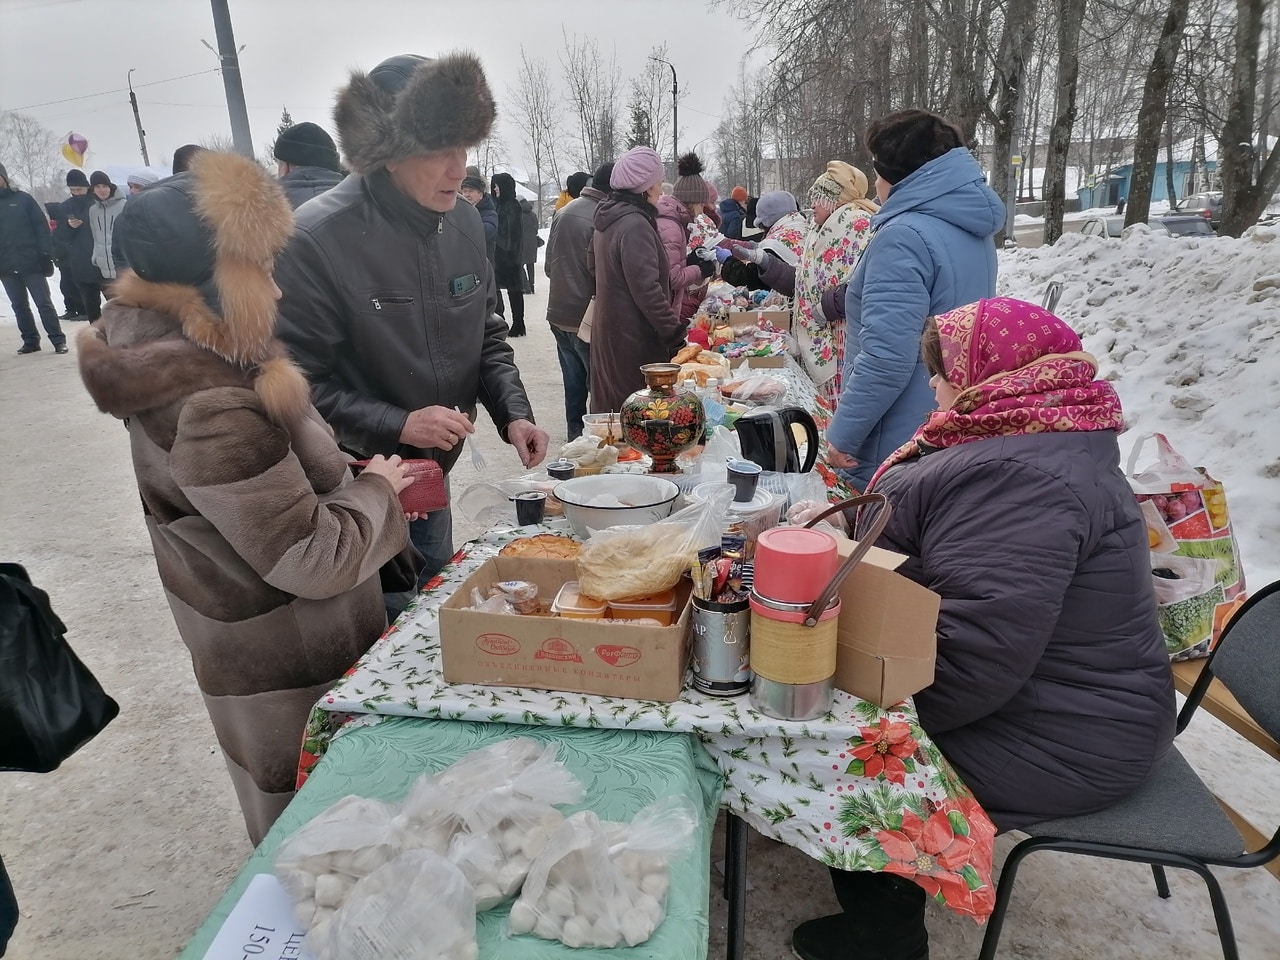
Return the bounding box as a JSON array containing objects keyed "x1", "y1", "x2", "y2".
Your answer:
[
  {"x1": 691, "y1": 596, "x2": 751, "y2": 696},
  {"x1": 747, "y1": 591, "x2": 838, "y2": 720}
]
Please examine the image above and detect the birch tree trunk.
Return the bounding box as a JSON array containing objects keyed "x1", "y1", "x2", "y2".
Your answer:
[
  {"x1": 1219, "y1": 0, "x2": 1278, "y2": 235},
  {"x1": 1043, "y1": 0, "x2": 1088, "y2": 244},
  {"x1": 1125, "y1": 0, "x2": 1192, "y2": 227}
]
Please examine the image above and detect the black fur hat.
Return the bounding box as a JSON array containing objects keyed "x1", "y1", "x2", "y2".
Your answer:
[{"x1": 334, "y1": 52, "x2": 496, "y2": 175}]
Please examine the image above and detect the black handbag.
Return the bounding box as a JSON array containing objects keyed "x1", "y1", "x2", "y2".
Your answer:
[{"x1": 0, "y1": 563, "x2": 119, "y2": 773}]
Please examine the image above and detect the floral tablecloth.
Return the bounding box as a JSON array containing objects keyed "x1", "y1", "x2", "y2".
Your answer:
[{"x1": 298, "y1": 522, "x2": 996, "y2": 920}]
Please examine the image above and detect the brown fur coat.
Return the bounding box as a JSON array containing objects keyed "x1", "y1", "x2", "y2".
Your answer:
[{"x1": 77, "y1": 152, "x2": 410, "y2": 842}]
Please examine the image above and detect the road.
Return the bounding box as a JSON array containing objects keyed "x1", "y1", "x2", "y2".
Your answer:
[{"x1": 1013, "y1": 218, "x2": 1086, "y2": 248}]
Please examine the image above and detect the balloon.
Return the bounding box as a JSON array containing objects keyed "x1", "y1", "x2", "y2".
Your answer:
[
  {"x1": 61, "y1": 143, "x2": 84, "y2": 167},
  {"x1": 67, "y1": 132, "x2": 88, "y2": 155}
]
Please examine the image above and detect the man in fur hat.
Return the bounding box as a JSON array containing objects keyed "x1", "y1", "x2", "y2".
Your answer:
[{"x1": 275, "y1": 53, "x2": 548, "y2": 592}]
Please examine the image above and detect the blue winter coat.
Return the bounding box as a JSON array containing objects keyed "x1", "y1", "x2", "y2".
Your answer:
[
  {"x1": 826, "y1": 148, "x2": 1004, "y2": 488},
  {"x1": 718, "y1": 197, "x2": 745, "y2": 240},
  {"x1": 866, "y1": 431, "x2": 1175, "y2": 830}
]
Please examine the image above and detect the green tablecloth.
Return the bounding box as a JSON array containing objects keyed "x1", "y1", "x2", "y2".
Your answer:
[{"x1": 180, "y1": 717, "x2": 723, "y2": 960}]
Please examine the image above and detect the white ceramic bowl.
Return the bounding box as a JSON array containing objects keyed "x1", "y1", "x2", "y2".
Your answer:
[{"x1": 553, "y1": 474, "x2": 681, "y2": 538}]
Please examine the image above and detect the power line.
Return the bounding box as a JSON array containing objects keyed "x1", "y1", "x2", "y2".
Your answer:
[{"x1": 4, "y1": 68, "x2": 222, "y2": 111}]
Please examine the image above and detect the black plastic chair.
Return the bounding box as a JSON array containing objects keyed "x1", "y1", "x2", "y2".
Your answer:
[{"x1": 978, "y1": 579, "x2": 1280, "y2": 960}]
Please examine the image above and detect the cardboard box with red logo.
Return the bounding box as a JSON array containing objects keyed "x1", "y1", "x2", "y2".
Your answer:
[{"x1": 438, "y1": 557, "x2": 693, "y2": 701}]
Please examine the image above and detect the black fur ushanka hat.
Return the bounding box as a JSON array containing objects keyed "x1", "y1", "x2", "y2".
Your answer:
[{"x1": 333, "y1": 52, "x2": 497, "y2": 175}]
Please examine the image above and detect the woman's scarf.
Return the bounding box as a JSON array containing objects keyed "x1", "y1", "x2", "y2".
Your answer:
[{"x1": 865, "y1": 297, "x2": 1125, "y2": 489}]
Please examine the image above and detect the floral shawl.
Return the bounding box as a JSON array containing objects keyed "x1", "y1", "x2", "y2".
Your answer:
[
  {"x1": 794, "y1": 203, "x2": 876, "y2": 396},
  {"x1": 866, "y1": 297, "x2": 1125, "y2": 489}
]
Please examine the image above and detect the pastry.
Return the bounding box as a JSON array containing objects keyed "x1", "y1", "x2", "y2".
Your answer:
[{"x1": 499, "y1": 535, "x2": 581, "y2": 559}]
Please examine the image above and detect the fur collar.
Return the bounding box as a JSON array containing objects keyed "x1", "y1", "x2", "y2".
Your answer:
[{"x1": 78, "y1": 274, "x2": 310, "y2": 425}]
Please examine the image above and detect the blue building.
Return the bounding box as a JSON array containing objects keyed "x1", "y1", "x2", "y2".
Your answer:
[{"x1": 1076, "y1": 158, "x2": 1216, "y2": 210}]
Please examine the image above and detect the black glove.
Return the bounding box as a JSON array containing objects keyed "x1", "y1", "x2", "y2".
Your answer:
[
  {"x1": 685, "y1": 250, "x2": 702, "y2": 268},
  {"x1": 820, "y1": 282, "x2": 848, "y2": 323},
  {"x1": 41, "y1": 258, "x2": 55, "y2": 278},
  {"x1": 697, "y1": 258, "x2": 716, "y2": 278}
]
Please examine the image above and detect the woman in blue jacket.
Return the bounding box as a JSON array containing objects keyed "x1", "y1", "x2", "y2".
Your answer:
[{"x1": 825, "y1": 111, "x2": 1004, "y2": 490}]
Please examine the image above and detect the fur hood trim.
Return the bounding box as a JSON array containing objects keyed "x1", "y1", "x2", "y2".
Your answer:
[
  {"x1": 86, "y1": 275, "x2": 311, "y2": 425},
  {"x1": 190, "y1": 151, "x2": 294, "y2": 365},
  {"x1": 334, "y1": 52, "x2": 496, "y2": 175}
]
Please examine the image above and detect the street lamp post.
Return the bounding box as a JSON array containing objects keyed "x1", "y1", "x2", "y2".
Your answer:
[
  {"x1": 649, "y1": 56, "x2": 678, "y2": 168},
  {"x1": 127, "y1": 68, "x2": 150, "y2": 166},
  {"x1": 206, "y1": 0, "x2": 254, "y2": 158}
]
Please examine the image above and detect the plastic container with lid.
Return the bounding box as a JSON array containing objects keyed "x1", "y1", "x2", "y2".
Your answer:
[
  {"x1": 607, "y1": 589, "x2": 678, "y2": 626},
  {"x1": 551, "y1": 582, "x2": 608, "y2": 620}
]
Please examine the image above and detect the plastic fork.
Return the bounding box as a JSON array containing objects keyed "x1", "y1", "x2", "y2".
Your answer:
[{"x1": 457, "y1": 406, "x2": 487, "y2": 471}]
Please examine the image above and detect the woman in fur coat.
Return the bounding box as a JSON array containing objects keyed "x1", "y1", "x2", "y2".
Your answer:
[{"x1": 78, "y1": 151, "x2": 416, "y2": 843}]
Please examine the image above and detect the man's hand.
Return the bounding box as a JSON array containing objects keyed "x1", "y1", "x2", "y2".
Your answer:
[
  {"x1": 66, "y1": 217, "x2": 83, "y2": 229},
  {"x1": 826, "y1": 447, "x2": 858, "y2": 470},
  {"x1": 399, "y1": 406, "x2": 475, "y2": 450},
  {"x1": 507, "y1": 419, "x2": 549, "y2": 468}
]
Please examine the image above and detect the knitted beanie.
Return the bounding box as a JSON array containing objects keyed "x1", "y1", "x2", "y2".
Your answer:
[
  {"x1": 866, "y1": 109, "x2": 965, "y2": 185},
  {"x1": 273, "y1": 121, "x2": 342, "y2": 172},
  {"x1": 566, "y1": 171, "x2": 590, "y2": 198},
  {"x1": 460, "y1": 174, "x2": 486, "y2": 192},
  {"x1": 754, "y1": 190, "x2": 799, "y2": 229},
  {"x1": 730, "y1": 185, "x2": 748, "y2": 203},
  {"x1": 610, "y1": 146, "x2": 665, "y2": 192},
  {"x1": 126, "y1": 170, "x2": 160, "y2": 190},
  {"x1": 672, "y1": 152, "x2": 711, "y2": 204},
  {"x1": 66, "y1": 169, "x2": 90, "y2": 187}
]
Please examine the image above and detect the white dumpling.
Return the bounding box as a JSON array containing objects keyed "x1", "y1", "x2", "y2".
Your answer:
[
  {"x1": 508, "y1": 900, "x2": 537, "y2": 935},
  {"x1": 313, "y1": 873, "x2": 345, "y2": 908},
  {"x1": 561, "y1": 915, "x2": 592, "y2": 948}
]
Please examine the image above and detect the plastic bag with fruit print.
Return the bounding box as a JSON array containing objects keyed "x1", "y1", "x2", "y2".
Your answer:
[{"x1": 1127, "y1": 433, "x2": 1247, "y2": 660}]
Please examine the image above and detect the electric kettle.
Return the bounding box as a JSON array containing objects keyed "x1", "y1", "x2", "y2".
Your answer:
[{"x1": 733, "y1": 407, "x2": 820, "y2": 473}]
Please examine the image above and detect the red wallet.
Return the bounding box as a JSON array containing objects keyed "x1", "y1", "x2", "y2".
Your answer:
[{"x1": 350, "y1": 459, "x2": 448, "y2": 514}]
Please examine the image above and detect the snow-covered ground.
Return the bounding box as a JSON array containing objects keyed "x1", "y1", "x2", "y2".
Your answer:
[{"x1": 997, "y1": 225, "x2": 1280, "y2": 586}]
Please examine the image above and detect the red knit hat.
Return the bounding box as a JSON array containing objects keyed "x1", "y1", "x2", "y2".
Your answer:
[{"x1": 731, "y1": 185, "x2": 748, "y2": 202}]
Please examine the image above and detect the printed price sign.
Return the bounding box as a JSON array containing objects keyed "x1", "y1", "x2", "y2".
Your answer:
[{"x1": 201, "y1": 873, "x2": 315, "y2": 960}]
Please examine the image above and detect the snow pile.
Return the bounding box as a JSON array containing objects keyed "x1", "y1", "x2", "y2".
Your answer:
[{"x1": 998, "y1": 226, "x2": 1280, "y2": 585}]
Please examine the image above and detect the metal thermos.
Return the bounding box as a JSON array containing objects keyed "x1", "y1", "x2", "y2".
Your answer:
[
  {"x1": 748, "y1": 526, "x2": 840, "y2": 721},
  {"x1": 691, "y1": 596, "x2": 751, "y2": 696}
]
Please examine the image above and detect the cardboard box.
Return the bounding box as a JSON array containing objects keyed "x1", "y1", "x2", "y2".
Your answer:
[
  {"x1": 439, "y1": 557, "x2": 693, "y2": 701},
  {"x1": 735, "y1": 355, "x2": 787, "y2": 370},
  {"x1": 831, "y1": 538, "x2": 940, "y2": 707}
]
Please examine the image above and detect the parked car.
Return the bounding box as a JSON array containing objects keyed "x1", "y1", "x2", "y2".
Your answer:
[
  {"x1": 1174, "y1": 192, "x2": 1223, "y2": 231},
  {"x1": 1078, "y1": 215, "x2": 1214, "y2": 239}
]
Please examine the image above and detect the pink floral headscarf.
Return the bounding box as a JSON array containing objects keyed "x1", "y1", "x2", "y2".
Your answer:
[{"x1": 866, "y1": 297, "x2": 1125, "y2": 489}]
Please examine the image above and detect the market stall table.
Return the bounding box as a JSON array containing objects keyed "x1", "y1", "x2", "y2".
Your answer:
[
  {"x1": 298, "y1": 523, "x2": 998, "y2": 925},
  {"x1": 181, "y1": 717, "x2": 722, "y2": 959}
]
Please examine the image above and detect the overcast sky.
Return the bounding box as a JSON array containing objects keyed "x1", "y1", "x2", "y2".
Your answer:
[{"x1": 0, "y1": 0, "x2": 763, "y2": 179}]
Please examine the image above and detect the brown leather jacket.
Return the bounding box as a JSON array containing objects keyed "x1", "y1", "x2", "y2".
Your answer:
[{"x1": 274, "y1": 171, "x2": 534, "y2": 470}]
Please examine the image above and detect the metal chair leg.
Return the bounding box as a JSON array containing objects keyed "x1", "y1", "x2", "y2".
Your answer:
[
  {"x1": 977, "y1": 838, "x2": 1037, "y2": 960},
  {"x1": 1152, "y1": 864, "x2": 1171, "y2": 899},
  {"x1": 725, "y1": 813, "x2": 748, "y2": 960},
  {"x1": 721, "y1": 811, "x2": 732, "y2": 900},
  {"x1": 1191, "y1": 864, "x2": 1240, "y2": 960}
]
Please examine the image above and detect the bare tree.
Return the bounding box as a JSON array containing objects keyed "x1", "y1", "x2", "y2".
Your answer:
[
  {"x1": 627, "y1": 44, "x2": 679, "y2": 164},
  {"x1": 509, "y1": 47, "x2": 564, "y2": 221},
  {"x1": 559, "y1": 30, "x2": 622, "y2": 171},
  {"x1": 0, "y1": 112, "x2": 61, "y2": 194},
  {"x1": 199, "y1": 132, "x2": 237, "y2": 152},
  {"x1": 712, "y1": 63, "x2": 768, "y2": 194},
  {"x1": 1218, "y1": 0, "x2": 1280, "y2": 234},
  {"x1": 469, "y1": 131, "x2": 509, "y2": 177},
  {"x1": 1125, "y1": 0, "x2": 1192, "y2": 226},
  {"x1": 1042, "y1": 0, "x2": 1089, "y2": 244},
  {"x1": 988, "y1": 0, "x2": 1040, "y2": 245}
]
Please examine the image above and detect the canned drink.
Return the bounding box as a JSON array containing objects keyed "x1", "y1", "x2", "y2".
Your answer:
[{"x1": 691, "y1": 596, "x2": 751, "y2": 696}]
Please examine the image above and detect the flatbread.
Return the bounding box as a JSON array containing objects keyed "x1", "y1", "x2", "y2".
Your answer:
[{"x1": 499, "y1": 534, "x2": 581, "y2": 559}]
